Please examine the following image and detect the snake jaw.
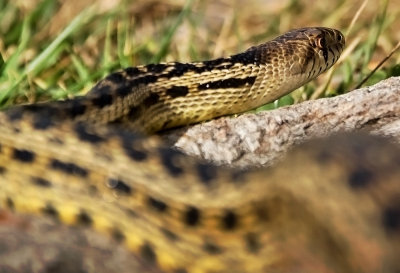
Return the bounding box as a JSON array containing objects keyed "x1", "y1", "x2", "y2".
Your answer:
[{"x1": 289, "y1": 62, "x2": 303, "y2": 76}]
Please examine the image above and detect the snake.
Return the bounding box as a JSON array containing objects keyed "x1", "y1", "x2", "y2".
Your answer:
[{"x1": 0, "y1": 27, "x2": 399, "y2": 273}]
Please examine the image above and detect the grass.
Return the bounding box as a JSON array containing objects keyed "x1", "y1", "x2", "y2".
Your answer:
[{"x1": 0, "y1": 0, "x2": 399, "y2": 110}]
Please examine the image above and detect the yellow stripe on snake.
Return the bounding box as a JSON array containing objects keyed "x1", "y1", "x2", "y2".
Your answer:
[{"x1": 0, "y1": 27, "x2": 399, "y2": 273}]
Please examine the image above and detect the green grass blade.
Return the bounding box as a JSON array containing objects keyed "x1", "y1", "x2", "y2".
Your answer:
[
  {"x1": 0, "y1": 6, "x2": 96, "y2": 104},
  {"x1": 151, "y1": 0, "x2": 194, "y2": 63},
  {"x1": 26, "y1": 7, "x2": 96, "y2": 75}
]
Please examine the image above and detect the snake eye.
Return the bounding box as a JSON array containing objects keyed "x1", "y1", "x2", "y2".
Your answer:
[{"x1": 316, "y1": 37, "x2": 326, "y2": 49}]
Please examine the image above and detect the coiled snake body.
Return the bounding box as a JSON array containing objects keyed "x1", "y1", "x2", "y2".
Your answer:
[{"x1": 0, "y1": 27, "x2": 399, "y2": 273}]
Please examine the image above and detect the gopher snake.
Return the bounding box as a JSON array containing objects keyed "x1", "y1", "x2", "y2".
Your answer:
[{"x1": 0, "y1": 27, "x2": 399, "y2": 273}]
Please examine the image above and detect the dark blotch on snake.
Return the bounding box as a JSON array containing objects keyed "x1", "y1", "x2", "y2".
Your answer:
[
  {"x1": 198, "y1": 77, "x2": 256, "y2": 90},
  {"x1": 382, "y1": 201, "x2": 400, "y2": 233},
  {"x1": 42, "y1": 203, "x2": 59, "y2": 219},
  {"x1": 254, "y1": 206, "x2": 270, "y2": 222},
  {"x1": 112, "y1": 228, "x2": 126, "y2": 242},
  {"x1": 230, "y1": 49, "x2": 260, "y2": 65},
  {"x1": 184, "y1": 206, "x2": 201, "y2": 227},
  {"x1": 31, "y1": 177, "x2": 52, "y2": 188},
  {"x1": 108, "y1": 178, "x2": 132, "y2": 195},
  {"x1": 50, "y1": 159, "x2": 88, "y2": 177},
  {"x1": 203, "y1": 241, "x2": 223, "y2": 255},
  {"x1": 158, "y1": 148, "x2": 184, "y2": 176},
  {"x1": 131, "y1": 75, "x2": 158, "y2": 87},
  {"x1": 140, "y1": 242, "x2": 157, "y2": 264},
  {"x1": 91, "y1": 91, "x2": 114, "y2": 108},
  {"x1": 13, "y1": 149, "x2": 35, "y2": 163},
  {"x1": 77, "y1": 210, "x2": 93, "y2": 225},
  {"x1": 33, "y1": 115, "x2": 55, "y2": 130},
  {"x1": 231, "y1": 169, "x2": 248, "y2": 183},
  {"x1": 196, "y1": 162, "x2": 217, "y2": 185},
  {"x1": 115, "y1": 84, "x2": 132, "y2": 97},
  {"x1": 163, "y1": 59, "x2": 231, "y2": 78},
  {"x1": 160, "y1": 227, "x2": 180, "y2": 241},
  {"x1": 124, "y1": 67, "x2": 141, "y2": 77},
  {"x1": 65, "y1": 99, "x2": 87, "y2": 118},
  {"x1": 166, "y1": 86, "x2": 189, "y2": 98},
  {"x1": 5, "y1": 108, "x2": 23, "y2": 121},
  {"x1": 105, "y1": 72, "x2": 125, "y2": 84},
  {"x1": 143, "y1": 92, "x2": 160, "y2": 108},
  {"x1": 121, "y1": 137, "x2": 148, "y2": 161},
  {"x1": 74, "y1": 123, "x2": 104, "y2": 143},
  {"x1": 348, "y1": 167, "x2": 374, "y2": 189},
  {"x1": 127, "y1": 106, "x2": 142, "y2": 121},
  {"x1": 6, "y1": 198, "x2": 14, "y2": 210},
  {"x1": 163, "y1": 63, "x2": 202, "y2": 78},
  {"x1": 146, "y1": 63, "x2": 169, "y2": 73},
  {"x1": 245, "y1": 233, "x2": 261, "y2": 253},
  {"x1": 148, "y1": 196, "x2": 168, "y2": 213},
  {"x1": 222, "y1": 210, "x2": 238, "y2": 230}
]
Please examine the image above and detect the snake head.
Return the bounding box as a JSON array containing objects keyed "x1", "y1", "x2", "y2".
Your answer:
[
  {"x1": 303, "y1": 27, "x2": 345, "y2": 64},
  {"x1": 276, "y1": 27, "x2": 345, "y2": 78}
]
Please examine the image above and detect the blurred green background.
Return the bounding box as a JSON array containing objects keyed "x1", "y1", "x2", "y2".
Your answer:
[{"x1": 0, "y1": 0, "x2": 399, "y2": 110}]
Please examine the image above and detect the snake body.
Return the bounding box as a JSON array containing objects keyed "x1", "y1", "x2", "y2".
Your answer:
[{"x1": 0, "y1": 27, "x2": 399, "y2": 273}]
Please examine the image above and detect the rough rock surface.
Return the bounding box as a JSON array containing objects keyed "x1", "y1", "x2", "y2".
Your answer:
[{"x1": 169, "y1": 76, "x2": 400, "y2": 167}]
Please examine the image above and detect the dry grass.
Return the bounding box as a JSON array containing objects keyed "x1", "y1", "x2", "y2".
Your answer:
[{"x1": 0, "y1": 0, "x2": 399, "y2": 109}]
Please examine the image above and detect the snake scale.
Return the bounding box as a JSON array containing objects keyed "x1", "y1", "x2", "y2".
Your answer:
[{"x1": 0, "y1": 27, "x2": 399, "y2": 273}]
